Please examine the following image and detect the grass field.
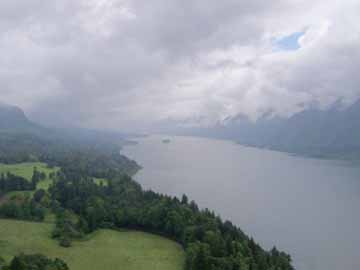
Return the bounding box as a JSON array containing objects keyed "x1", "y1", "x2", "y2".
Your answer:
[
  {"x1": 0, "y1": 162, "x2": 59, "y2": 190},
  {"x1": 0, "y1": 219, "x2": 185, "y2": 270},
  {"x1": 0, "y1": 162, "x2": 107, "y2": 189}
]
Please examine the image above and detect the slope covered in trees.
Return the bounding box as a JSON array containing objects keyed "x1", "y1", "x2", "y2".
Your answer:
[
  {"x1": 0, "y1": 254, "x2": 68, "y2": 270},
  {"x1": 0, "y1": 104, "x2": 140, "y2": 176}
]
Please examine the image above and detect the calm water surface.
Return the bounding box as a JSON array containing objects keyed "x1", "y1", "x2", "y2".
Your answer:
[{"x1": 122, "y1": 135, "x2": 360, "y2": 270}]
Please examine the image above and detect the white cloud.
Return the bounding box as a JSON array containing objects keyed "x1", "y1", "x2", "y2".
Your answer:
[{"x1": 0, "y1": 0, "x2": 359, "y2": 131}]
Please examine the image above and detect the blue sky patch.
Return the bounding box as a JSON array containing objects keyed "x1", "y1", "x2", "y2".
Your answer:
[{"x1": 274, "y1": 31, "x2": 305, "y2": 51}]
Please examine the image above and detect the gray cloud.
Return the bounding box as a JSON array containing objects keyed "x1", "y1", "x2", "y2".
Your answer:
[{"x1": 0, "y1": 0, "x2": 359, "y2": 131}]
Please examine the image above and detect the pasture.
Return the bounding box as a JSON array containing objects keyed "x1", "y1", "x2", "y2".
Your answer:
[
  {"x1": 0, "y1": 219, "x2": 185, "y2": 270},
  {"x1": 0, "y1": 162, "x2": 59, "y2": 190}
]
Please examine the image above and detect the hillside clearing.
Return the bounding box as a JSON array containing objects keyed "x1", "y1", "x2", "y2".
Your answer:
[
  {"x1": 0, "y1": 219, "x2": 185, "y2": 270},
  {"x1": 0, "y1": 162, "x2": 59, "y2": 190}
]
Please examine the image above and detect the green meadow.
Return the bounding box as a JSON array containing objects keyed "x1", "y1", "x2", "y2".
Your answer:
[
  {"x1": 0, "y1": 219, "x2": 185, "y2": 270},
  {"x1": 0, "y1": 162, "x2": 59, "y2": 191},
  {"x1": 0, "y1": 162, "x2": 106, "y2": 191}
]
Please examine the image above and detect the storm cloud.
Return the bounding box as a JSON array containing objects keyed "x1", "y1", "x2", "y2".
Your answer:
[{"x1": 0, "y1": 0, "x2": 359, "y2": 131}]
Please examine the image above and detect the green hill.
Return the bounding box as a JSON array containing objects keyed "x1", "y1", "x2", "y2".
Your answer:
[{"x1": 0, "y1": 219, "x2": 185, "y2": 270}]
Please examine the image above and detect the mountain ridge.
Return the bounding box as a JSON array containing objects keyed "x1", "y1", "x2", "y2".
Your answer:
[
  {"x1": 0, "y1": 103, "x2": 135, "y2": 147},
  {"x1": 0, "y1": 103, "x2": 40, "y2": 132},
  {"x1": 161, "y1": 99, "x2": 360, "y2": 160}
]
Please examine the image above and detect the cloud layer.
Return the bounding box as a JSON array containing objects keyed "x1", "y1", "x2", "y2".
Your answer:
[{"x1": 0, "y1": 0, "x2": 359, "y2": 131}]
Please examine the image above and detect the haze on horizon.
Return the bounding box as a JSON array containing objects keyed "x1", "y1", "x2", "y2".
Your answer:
[{"x1": 0, "y1": 0, "x2": 359, "y2": 132}]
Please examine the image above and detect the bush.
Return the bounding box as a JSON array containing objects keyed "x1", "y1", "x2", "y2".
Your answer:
[
  {"x1": 33, "y1": 189, "x2": 46, "y2": 203},
  {"x1": 0, "y1": 256, "x2": 5, "y2": 269},
  {"x1": 59, "y1": 237, "x2": 72, "y2": 248},
  {"x1": 8, "y1": 254, "x2": 68, "y2": 270}
]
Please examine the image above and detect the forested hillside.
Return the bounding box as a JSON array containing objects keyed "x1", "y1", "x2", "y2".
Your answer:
[{"x1": 0, "y1": 104, "x2": 140, "y2": 175}]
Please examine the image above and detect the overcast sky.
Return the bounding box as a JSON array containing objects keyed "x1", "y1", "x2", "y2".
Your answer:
[{"x1": 0, "y1": 0, "x2": 359, "y2": 131}]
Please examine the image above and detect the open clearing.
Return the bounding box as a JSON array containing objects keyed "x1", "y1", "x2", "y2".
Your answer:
[
  {"x1": 0, "y1": 219, "x2": 185, "y2": 270},
  {"x1": 0, "y1": 162, "x2": 106, "y2": 189},
  {"x1": 0, "y1": 162, "x2": 59, "y2": 190}
]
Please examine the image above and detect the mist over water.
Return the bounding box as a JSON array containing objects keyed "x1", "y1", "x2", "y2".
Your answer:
[{"x1": 123, "y1": 135, "x2": 360, "y2": 270}]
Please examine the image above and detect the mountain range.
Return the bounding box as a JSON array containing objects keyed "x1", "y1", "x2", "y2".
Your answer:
[
  {"x1": 0, "y1": 102, "x2": 134, "y2": 147},
  {"x1": 162, "y1": 99, "x2": 360, "y2": 160},
  {"x1": 3, "y1": 100, "x2": 360, "y2": 160}
]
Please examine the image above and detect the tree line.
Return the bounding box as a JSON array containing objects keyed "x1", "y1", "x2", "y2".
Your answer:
[
  {"x1": 0, "y1": 168, "x2": 47, "y2": 221},
  {"x1": 0, "y1": 168, "x2": 46, "y2": 193},
  {"x1": 0, "y1": 173, "x2": 34, "y2": 193},
  {"x1": 0, "y1": 254, "x2": 68, "y2": 270},
  {"x1": 0, "y1": 193, "x2": 45, "y2": 221},
  {"x1": 0, "y1": 131, "x2": 139, "y2": 177}
]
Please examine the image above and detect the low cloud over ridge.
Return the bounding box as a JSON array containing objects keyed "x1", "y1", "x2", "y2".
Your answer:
[{"x1": 0, "y1": 0, "x2": 359, "y2": 131}]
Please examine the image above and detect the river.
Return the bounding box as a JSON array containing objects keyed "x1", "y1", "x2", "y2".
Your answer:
[{"x1": 122, "y1": 135, "x2": 360, "y2": 270}]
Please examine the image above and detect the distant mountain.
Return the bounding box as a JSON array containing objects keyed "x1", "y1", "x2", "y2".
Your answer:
[
  {"x1": 164, "y1": 99, "x2": 360, "y2": 160},
  {"x1": 0, "y1": 103, "x2": 134, "y2": 147},
  {"x1": 0, "y1": 103, "x2": 39, "y2": 132},
  {"x1": 0, "y1": 103, "x2": 140, "y2": 174},
  {"x1": 0, "y1": 102, "x2": 142, "y2": 165}
]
